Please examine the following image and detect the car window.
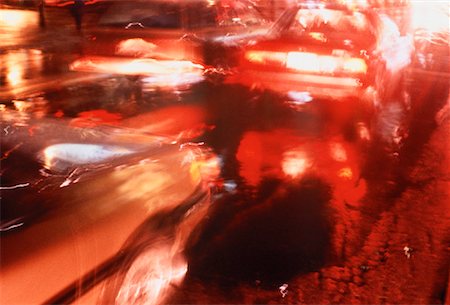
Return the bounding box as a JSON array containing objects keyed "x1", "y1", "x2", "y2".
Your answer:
[
  {"x1": 186, "y1": 3, "x2": 218, "y2": 29},
  {"x1": 186, "y1": 1, "x2": 267, "y2": 29},
  {"x1": 216, "y1": 1, "x2": 268, "y2": 27},
  {"x1": 99, "y1": 1, "x2": 182, "y2": 29},
  {"x1": 289, "y1": 9, "x2": 371, "y2": 36}
]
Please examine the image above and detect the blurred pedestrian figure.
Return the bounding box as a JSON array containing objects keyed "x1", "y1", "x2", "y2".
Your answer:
[
  {"x1": 70, "y1": 0, "x2": 85, "y2": 31},
  {"x1": 38, "y1": 0, "x2": 46, "y2": 28}
]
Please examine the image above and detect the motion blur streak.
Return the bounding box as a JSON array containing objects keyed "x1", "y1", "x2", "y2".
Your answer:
[
  {"x1": 99, "y1": 171, "x2": 212, "y2": 305},
  {"x1": 70, "y1": 57, "x2": 204, "y2": 76},
  {"x1": 42, "y1": 143, "x2": 134, "y2": 171},
  {"x1": 190, "y1": 154, "x2": 222, "y2": 183},
  {"x1": 70, "y1": 110, "x2": 122, "y2": 127},
  {"x1": 115, "y1": 245, "x2": 187, "y2": 305},
  {"x1": 0, "y1": 9, "x2": 34, "y2": 27},
  {"x1": 114, "y1": 162, "x2": 172, "y2": 208},
  {"x1": 4, "y1": 50, "x2": 43, "y2": 87},
  {"x1": 141, "y1": 73, "x2": 205, "y2": 89},
  {"x1": 374, "y1": 101, "x2": 407, "y2": 145},
  {"x1": 0, "y1": 183, "x2": 30, "y2": 190},
  {"x1": 121, "y1": 105, "x2": 207, "y2": 141}
]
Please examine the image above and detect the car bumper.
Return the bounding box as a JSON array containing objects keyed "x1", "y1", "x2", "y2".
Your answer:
[{"x1": 226, "y1": 70, "x2": 370, "y2": 100}]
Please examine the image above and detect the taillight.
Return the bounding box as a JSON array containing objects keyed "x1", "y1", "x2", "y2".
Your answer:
[
  {"x1": 287, "y1": 52, "x2": 367, "y2": 74},
  {"x1": 245, "y1": 50, "x2": 367, "y2": 74},
  {"x1": 342, "y1": 57, "x2": 367, "y2": 73},
  {"x1": 245, "y1": 51, "x2": 286, "y2": 65},
  {"x1": 287, "y1": 52, "x2": 338, "y2": 73}
]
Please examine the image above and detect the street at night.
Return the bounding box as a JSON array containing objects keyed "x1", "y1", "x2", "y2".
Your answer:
[{"x1": 0, "y1": 1, "x2": 449, "y2": 304}]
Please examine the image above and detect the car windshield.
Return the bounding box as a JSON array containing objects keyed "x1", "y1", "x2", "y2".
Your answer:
[
  {"x1": 288, "y1": 9, "x2": 372, "y2": 36},
  {"x1": 98, "y1": 0, "x2": 268, "y2": 30},
  {"x1": 215, "y1": 1, "x2": 268, "y2": 27},
  {"x1": 98, "y1": 1, "x2": 182, "y2": 29}
]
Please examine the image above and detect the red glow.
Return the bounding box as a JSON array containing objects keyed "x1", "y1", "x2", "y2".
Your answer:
[
  {"x1": 245, "y1": 50, "x2": 286, "y2": 65},
  {"x1": 236, "y1": 130, "x2": 305, "y2": 184},
  {"x1": 245, "y1": 50, "x2": 367, "y2": 74},
  {"x1": 236, "y1": 129, "x2": 366, "y2": 203},
  {"x1": 121, "y1": 105, "x2": 207, "y2": 141},
  {"x1": 70, "y1": 109, "x2": 122, "y2": 127},
  {"x1": 54, "y1": 110, "x2": 64, "y2": 118}
]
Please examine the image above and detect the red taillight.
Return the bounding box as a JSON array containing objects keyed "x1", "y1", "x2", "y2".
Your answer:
[
  {"x1": 244, "y1": 50, "x2": 287, "y2": 66},
  {"x1": 287, "y1": 52, "x2": 367, "y2": 74},
  {"x1": 342, "y1": 57, "x2": 367, "y2": 73},
  {"x1": 245, "y1": 50, "x2": 367, "y2": 74},
  {"x1": 287, "y1": 52, "x2": 339, "y2": 73}
]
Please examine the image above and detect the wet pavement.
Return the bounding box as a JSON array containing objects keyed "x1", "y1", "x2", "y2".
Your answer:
[{"x1": 1, "y1": 7, "x2": 449, "y2": 305}]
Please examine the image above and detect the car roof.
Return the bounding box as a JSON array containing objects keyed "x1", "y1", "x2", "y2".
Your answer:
[
  {"x1": 100, "y1": 0, "x2": 228, "y2": 4},
  {"x1": 98, "y1": 0, "x2": 259, "y2": 10},
  {"x1": 294, "y1": 1, "x2": 364, "y2": 12}
]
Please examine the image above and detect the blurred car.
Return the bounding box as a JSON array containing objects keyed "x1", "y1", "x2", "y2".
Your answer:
[
  {"x1": 409, "y1": 0, "x2": 449, "y2": 72},
  {"x1": 70, "y1": 0, "x2": 271, "y2": 76},
  {"x1": 412, "y1": 28, "x2": 449, "y2": 72},
  {"x1": 0, "y1": 109, "x2": 212, "y2": 305},
  {"x1": 229, "y1": 2, "x2": 413, "y2": 106}
]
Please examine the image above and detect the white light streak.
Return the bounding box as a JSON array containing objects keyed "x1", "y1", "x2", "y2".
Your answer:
[{"x1": 0, "y1": 183, "x2": 30, "y2": 190}]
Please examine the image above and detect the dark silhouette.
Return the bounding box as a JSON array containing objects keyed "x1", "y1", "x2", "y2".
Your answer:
[
  {"x1": 69, "y1": 0, "x2": 85, "y2": 31},
  {"x1": 38, "y1": 0, "x2": 46, "y2": 28}
]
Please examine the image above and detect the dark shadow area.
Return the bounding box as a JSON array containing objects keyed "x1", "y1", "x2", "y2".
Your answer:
[{"x1": 184, "y1": 176, "x2": 334, "y2": 286}]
